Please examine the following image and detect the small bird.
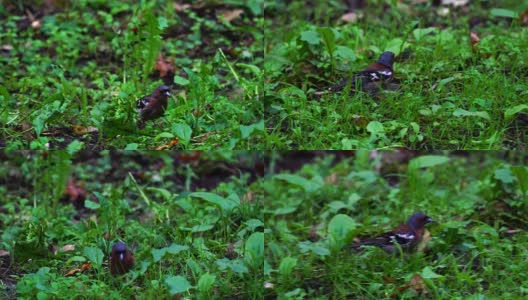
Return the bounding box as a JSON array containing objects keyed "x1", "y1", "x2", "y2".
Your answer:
[
  {"x1": 136, "y1": 85, "x2": 171, "y2": 128},
  {"x1": 110, "y1": 242, "x2": 135, "y2": 275},
  {"x1": 351, "y1": 212, "x2": 433, "y2": 254},
  {"x1": 314, "y1": 51, "x2": 396, "y2": 98}
]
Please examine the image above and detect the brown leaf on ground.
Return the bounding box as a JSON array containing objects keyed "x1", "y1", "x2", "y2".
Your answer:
[
  {"x1": 177, "y1": 151, "x2": 201, "y2": 162},
  {"x1": 72, "y1": 125, "x2": 98, "y2": 135},
  {"x1": 81, "y1": 261, "x2": 91, "y2": 271},
  {"x1": 392, "y1": 273, "x2": 429, "y2": 296},
  {"x1": 62, "y1": 244, "x2": 75, "y2": 252},
  {"x1": 341, "y1": 12, "x2": 358, "y2": 23},
  {"x1": 155, "y1": 139, "x2": 179, "y2": 150},
  {"x1": 154, "y1": 54, "x2": 176, "y2": 85},
  {"x1": 408, "y1": 274, "x2": 429, "y2": 294},
  {"x1": 242, "y1": 191, "x2": 254, "y2": 203},
  {"x1": 64, "y1": 178, "x2": 87, "y2": 210},
  {"x1": 192, "y1": 132, "x2": 214, "y2": 143},
  {"x1": 65, "y1": 267, "x2": 82, "y2": 277},
  {"x1": 65, "y1": 261, "x2": 92, "y2": 277},
  {"x1": 154, "y1": 54, "x2": 176, "y2": 78},
  {"x1": 470, "y1": 32, "x2": 480, "y2": 45},
  {"x1": 325, "y1": 173, "x2": 338, "y2": 185},
  {"x1": 174, "y1": 3, "x2": 191, "y2": 12},
  {"x1": 521, "y1": 8, "x2": 528, "y2": 26},
  {"x1": 470, "y1": 32, "x2": 480, "y2": 53},
  {"x1": 220, "y1": 9, "x2": 244, "y2": 23},
  {"x1": 441, "y1": 0, "x2": 469, "y2": 6}
]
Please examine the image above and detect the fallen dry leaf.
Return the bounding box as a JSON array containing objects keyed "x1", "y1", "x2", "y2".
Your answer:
[
  {"x1": 505, "y1": 229, "x2": 522, "y2": 235},
  {"x1": 155, "y1": 139, "x2": 180, "y2": 150},
  {"x1": 340, "y1": 12, "x2": 358, "y2": 23},
  {"x1": 392, "y1": 273, "x2": 429, "y2": 297},
  {"x1": 242, "y1": 191, "x2": 254, "y2": 203},
  {"x1": 409, "y1": 274, "x2": 428, "y2": 294},
  {"x1": 64, "y1": 178, "x2": 87, "y2": 210},
  {"x1": 81, "y1": 261, "x2": 91, "y2": 271},
  {"x1": 470, "y1": 32, "x2": 480, "y2": 53},
  {"x1": 521, "y1": 8, "x2": 528, "y2": 26},
  {"x1": 174, "y1": 3, "x2": 191, "y2": 12},
  {"x1": 325, "y1": 173, "x2": 338, "y2": 185},
  {"x1": 192, "y1": 132, "x2": 214, "y2": 143},
  {"x1": 441, "y1": 0, "x2": 469, "y2": 6},
  {"x1": 154, "y1": 54, "x2": 176, "y2": 78},
  {"x1": 470, "y1": 32, "x2": 480, "y2": 45},
  {"x1": 62, "y1": 244, "x2": 75, "y2": 252},
  {"x1": 65, "y1": 261, "x2": 92, "y2": 277},
  {"x1": 177, "y1": 151, "x2": 201, "y2": 162},
  {"x1": 72, "y1": 125, "x2": 98, "y2": 135},
  {"x1": 221, "y1": 9, "x2": 244, "y2": 23},
  {"x1": 65, "y1": 267, "x2": 82, "y2": 277}
]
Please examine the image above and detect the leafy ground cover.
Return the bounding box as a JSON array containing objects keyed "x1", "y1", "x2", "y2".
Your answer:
[
  {"x1": 264, "y1": 0, "x2": 528, "y2": 149},
  {"x1": 265, "y1": 151, "x2": 528, "y2": 298},
  {"x1": 0, "y1": 151, "x2": 264, "y2": 299},
  {"x1": 0, "y1": 1, "x2": 264, "y2": 150}
]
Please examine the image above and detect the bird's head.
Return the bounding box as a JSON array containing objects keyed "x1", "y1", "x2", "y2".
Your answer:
[
  {"x1": 112, "y1": 242, "x2": 128, "y2": 261},
  {"x1": 156, "y1": 85, "x2": 171, "y2": 97},
  {"x1": 407, "y1": 212, "x2": 433, "y2": 231},
  {"x1": 377, "y1": 51, "x2": 395, "y2": 69}
]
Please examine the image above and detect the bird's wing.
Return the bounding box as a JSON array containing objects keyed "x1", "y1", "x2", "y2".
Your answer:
[
  {"x1": 351, "y1": 226, "x2": 416, "y2": 250},
  {"x1": 136, "y1": 96, "x2": 151, "y2": 110}
]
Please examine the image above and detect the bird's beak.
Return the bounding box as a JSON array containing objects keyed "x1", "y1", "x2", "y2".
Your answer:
[
  {"x1": 165, "y1": 91, "x2": 171, "y2": 97},
  {"x1": 426, "y1": 217, "x2": 434, "y2": 223}
]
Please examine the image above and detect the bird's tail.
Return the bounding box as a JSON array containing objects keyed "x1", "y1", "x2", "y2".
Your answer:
[
  {"x1": 313, "y1": 79, "x2": 350, "y2": 98},
  {"x1": 350, "y1": 237, "x2": 387, "y2": 251}
]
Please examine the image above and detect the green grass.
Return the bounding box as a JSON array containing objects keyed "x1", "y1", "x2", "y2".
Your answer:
[
  {"x1": 0, "y1": 1, "x2": 264, "y2": 150},
  {"x1": 264, "y1": 0, "x2": 528, "y2": 149},
  {"x1": 0, "y1": 151, "x2": 264, "y2": 299},
  {"x1": 265, "y1": 151, "x2": 528, "y2": 298}
]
